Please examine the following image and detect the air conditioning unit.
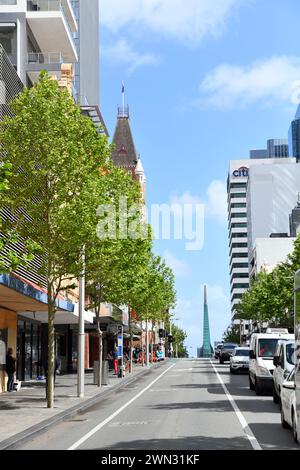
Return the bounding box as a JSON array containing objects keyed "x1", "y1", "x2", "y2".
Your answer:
[{"x1": 266, "y1": 328, "x2": 289, "y2": 334}]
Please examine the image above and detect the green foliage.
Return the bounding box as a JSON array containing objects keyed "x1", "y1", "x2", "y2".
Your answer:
[
  {"x1": 223, "y1": 325, "x2": 240, "y2": 344},
  {"x1": 236, "y1": 236, "x2": 300, "y2": 328},
  {"x1": 0, "y1": 73, "x2": 112, "y2": 407}
]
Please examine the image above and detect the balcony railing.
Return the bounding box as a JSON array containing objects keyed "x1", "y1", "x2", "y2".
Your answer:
[
  {"x1": 27, "y1": 51, "x2": 64, "y2": 65},
  {"x1": 27, "y1": 1, "x2": 75, "y2": 42}
]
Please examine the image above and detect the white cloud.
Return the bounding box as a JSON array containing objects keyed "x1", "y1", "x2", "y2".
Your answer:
[
  {"x1": 169, "y1": 180, "x2": 227, "y2": 225},
  {"x1": 206, "y1": 180, "x2": 227, "y2": 224},
  {"x1": 102, "y1": 39, "x2": 160, "y2": 74},
  {"x1": 163, "y1": 250, "x2": 191, "y2": 278},
  {"x1": 101, "y1": 0, "x2": 246, "y2": 45},
  {"x1": 199, "y1": 56, "x2": 300, "y2": 109}
]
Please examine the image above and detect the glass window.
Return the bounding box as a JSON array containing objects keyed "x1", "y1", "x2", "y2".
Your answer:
[
  {"x1": 258, "y1": 339, "x2": 279, "y2": 358},
  {"x1": 286, "y1": 343, "x2": 295, "y2": 365},
  {"x1": 235, "y1": 349, "x2": 249, "y2": 357}
]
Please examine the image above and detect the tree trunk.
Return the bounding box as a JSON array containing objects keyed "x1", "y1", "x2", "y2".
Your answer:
[
  {"x1": 96, "y1": 315, "x2": 103, "y2": 387},
  {"x1": 141, "y1": 321, "x2": 144, "y2": 367},
  {"x1": 47, "y1": 295, "x2": 55, "y2": 409},
  {"x1": 129, "y1": 308, "x2": 133, "y2": 374}
]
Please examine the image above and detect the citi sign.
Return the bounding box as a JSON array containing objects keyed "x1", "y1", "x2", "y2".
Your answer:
[{"x1": 233, "y1": 166, "x2": 249, "y2": 178}]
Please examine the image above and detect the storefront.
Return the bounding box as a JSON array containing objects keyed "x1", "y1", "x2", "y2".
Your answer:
[{"x1": 0, "y1": 308, "x2": 17, "y2": 393}]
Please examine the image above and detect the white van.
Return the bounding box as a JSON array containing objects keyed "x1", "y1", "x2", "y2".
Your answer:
[{"x1": 249, "y1": 329, "x2": 294, "y2": 395}]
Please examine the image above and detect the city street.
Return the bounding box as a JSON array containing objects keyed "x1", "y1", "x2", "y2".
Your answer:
[{"x1": 15, "y1": 359, "x2": 299, "y2": 451}]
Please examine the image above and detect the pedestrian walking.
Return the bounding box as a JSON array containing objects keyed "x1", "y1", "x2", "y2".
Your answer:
[
  {"x1": 5, "y1": 348, "x2": 16, "y2": 392},
  {"x1": 113, "y1": 347, "x2": 118, "y2": 375}
]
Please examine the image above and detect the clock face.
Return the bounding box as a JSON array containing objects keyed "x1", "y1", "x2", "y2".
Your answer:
[{"x1": 118, "y1": 145, "x2": 127, "y2": 154}]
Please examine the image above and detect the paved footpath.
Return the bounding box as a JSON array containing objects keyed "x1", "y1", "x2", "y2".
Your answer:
[{"x1": 0, "y1": 363, "x2": 160, "y2": 450}]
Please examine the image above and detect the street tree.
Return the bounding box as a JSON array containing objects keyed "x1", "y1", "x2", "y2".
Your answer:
[
  {"x1": 0, "y1": 73, "x2": 111, "y2": 408},
  {"x1": 85, "y1": 164, "x2": 153, "y2": 385}
]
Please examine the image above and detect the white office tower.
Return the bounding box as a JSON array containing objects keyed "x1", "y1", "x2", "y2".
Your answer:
[{"x1": 228, "y1": 158, "x2": 297, "y2": 324}]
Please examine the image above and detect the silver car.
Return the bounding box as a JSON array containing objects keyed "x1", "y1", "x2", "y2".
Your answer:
[{"x1": 230, "y1": 347, "x2": 250, "y2": 374}]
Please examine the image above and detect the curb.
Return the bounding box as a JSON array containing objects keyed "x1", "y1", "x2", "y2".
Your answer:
[{"x1": 0, "y1": 363, "x2": 163, "y2": 450}]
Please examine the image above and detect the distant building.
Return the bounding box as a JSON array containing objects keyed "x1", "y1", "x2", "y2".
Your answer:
[
  {"x1": 290, "y1": 195, "x2": 300, "y2": 237},
  {"x1": 250, "y1": 149, "x2": 268, "y2": 159},
  {"x1": 228, "y1": 157, "x2": 297, "y2": 321},
  {"x1": 111, "y1": 105, "x2": 146, "y2": 201},
  {"x1": 289, "y1": 104, "x2": 300, "y2": 161},
  {"x1": 247, "y1": 159, "x2": 300, "y2": 252},
  {"x1": 250, "y1": 139, "x2": 288, "y2": 159},
  {"x1": 249, "y1": 237, "x2": 296, "y2": 281}
]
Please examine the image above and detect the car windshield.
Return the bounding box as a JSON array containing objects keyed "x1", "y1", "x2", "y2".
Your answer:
[
  {"x1": 235, "y1": 349, "x2": 249, "y2": 357},
  {"x1": 224, "y1": 344, "x2": 237, "y2": 349},
  {"x1": 258, "y1": 339, "x2": 278, "y2": 358},
  {"x1": 286, "y1": 343, "x2": 295, "y2": 365}
]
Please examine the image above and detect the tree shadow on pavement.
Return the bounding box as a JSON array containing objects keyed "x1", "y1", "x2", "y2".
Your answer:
[
  {"x1": 94, "y1": 435, "x2": 253, "y2": 450},
  {"x1": 148, "y1": 400, "x2": 233, "y2": 412}
]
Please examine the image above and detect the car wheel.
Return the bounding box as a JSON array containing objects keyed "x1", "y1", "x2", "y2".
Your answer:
[
  {"x1": 273, "y1": 387, "x2": 280, "y2": 404},
  {"x1": 249, "y1": 375, "x2": 255, "y2": 391},
  {"x1": 230, "y1": 367, "x2": 235, "y2": 374},
  {"x1": 281, "y1": 405, "x2": 290, "y2": 429},
  {"x1": 292, "y1": 410, "x2": 298, "y2": 444}
]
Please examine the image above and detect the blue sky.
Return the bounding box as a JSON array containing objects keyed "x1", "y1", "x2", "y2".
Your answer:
[{"x1": 100, "y1": 0, "x2": 300, "y2": 356}]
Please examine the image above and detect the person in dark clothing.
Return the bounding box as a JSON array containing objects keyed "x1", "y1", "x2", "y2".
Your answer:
[{"x1": 6, "y1": 348, "x2": 16, "y2": 392}]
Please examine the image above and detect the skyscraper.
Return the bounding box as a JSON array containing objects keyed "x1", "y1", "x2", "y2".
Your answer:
[
  {"x1": 200, "y1": 285, "x2": 212, "y2": 358},
  {"x1": 289, "y1": 104, "x2": 300, "y2": 161},
  {"x1": 250, "y1": 139, "x2": 289, "y2": 159}
]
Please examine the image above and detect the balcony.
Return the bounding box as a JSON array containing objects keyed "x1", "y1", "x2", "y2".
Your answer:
[
  {"x1": 26, "y1": 51, "x2": 65, "y2": 82},
  {"x1": 26, "y1": 0, "x2": 78, "y2": 63}
]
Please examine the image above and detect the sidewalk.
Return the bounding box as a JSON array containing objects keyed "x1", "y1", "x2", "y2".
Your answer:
[{"x1": 0, "y1": 363, "x2": 160, "y2": 450}]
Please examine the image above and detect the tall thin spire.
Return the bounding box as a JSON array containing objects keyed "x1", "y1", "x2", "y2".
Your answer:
[{"x1": 201, "y1": 285, "x2": 212, "y2": 358}]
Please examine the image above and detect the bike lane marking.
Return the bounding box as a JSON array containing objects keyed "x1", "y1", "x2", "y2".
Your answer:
[{"x1": 68, "y1": 363, "x2": 176, "y2": 450}]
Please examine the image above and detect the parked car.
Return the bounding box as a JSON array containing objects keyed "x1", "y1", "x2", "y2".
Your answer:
[
  {"x1": 273, "y1": 340, "x2": 295, "y2": 404},
  {"x1": 219, "y1": 343, "x2": 239, "y2": 364},
  {"x1": 230, "y1": 347, "x2": 250, "y2": 374},
  {"x1": 280, "y1": 368, "x2": 298, "y2": 443},
  {"x1": 249, "y1": 329, "x2": 294, "y2": 396},
  {"x1": 214, "y1": 343, "x2": 224, "y2": 359}
]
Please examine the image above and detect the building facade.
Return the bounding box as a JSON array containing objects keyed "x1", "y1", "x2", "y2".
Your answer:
[
  {"x1": 250, "y1": 139, "x2": 289, "y2": 159},
  {"x1": 227, "y1": 158, "x2": 297, "y2": 322},
  {"x1": 249, "y1": 237, "x2": 296, "y2": 281},
  {"x1": 290, "y1": 196, "x2": 300, "y2": 237},
  {"x1": 289, "y1": 105, "x2": 300, "y2": 161},
  {"x1": 0, "y1": 0, "x2": 78, "y2": 86},
  {"x1": 112, "y1": 105, "x2": 146, "y2": 201},
  {"x1": 247, "y1": 159, "x2": 299, "y2": 252}
]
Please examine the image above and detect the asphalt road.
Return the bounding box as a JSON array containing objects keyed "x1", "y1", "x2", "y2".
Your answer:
[{"x1": 16, "y1": 359, "x2": 299, "y2": 450}]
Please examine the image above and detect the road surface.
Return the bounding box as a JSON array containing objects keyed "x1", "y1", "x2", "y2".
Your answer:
[{"x1": 17, "y1": 359, "x2": 298, "y2": 450}]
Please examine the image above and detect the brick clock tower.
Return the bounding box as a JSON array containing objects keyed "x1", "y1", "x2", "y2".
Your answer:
[{"x1": 111, "y1": 105, "x2": 146, "y2": 203}]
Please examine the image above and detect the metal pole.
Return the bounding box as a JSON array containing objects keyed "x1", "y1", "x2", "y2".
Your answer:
[
  {"x1": 146, "y1": 319, "x2": 149, "y2": 366},
  {"x1": 170, "y1": 322, "x2": 173, "y2": 358},
  {"x1": 77, "y1": 249, "x2": 85, "y2": 398}
]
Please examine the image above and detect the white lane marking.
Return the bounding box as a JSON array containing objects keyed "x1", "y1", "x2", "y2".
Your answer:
[
  {"x1": 68, "y1": 363, "x2": 176, "y2": 450},
  {"x1": 210, "y1": 360, "x2": 262, "y2": 451}
]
